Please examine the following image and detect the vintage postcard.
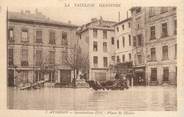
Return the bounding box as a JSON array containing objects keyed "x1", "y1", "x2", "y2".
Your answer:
[{"x1": 0, "y1": 0, "x2": 184, "y2": 117}]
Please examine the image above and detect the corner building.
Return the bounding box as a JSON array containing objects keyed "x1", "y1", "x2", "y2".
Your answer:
[
  {"x1": 7, "y1": 11, "x2": 78, "y2": 87},
  {"x1": 78, "y1": 18, "x2": 116, "y2": 81},
  {"x1": 130, "y1": 7, "x2": 177, "y2": 85},
  {"x1": 114, "y1": 18, "x2": 133, "y2": 64},
  {"x1": 145, "y1": 7, "x2": 177, "y2": 85}
]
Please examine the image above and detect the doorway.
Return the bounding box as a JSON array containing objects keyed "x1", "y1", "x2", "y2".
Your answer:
[
  {"x1": 134, "y1": 72, "x2": 146, "y2": 86},
  {"x1": 60, "y1": 70, "x2": 71, "y2": 85},
  {"x1": 8, "y1": 70, "x2": 14, "y2": 87}
]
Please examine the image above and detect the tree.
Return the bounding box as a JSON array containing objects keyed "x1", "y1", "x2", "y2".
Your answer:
[{"x1": 63, "y1": 43, "x2": 89, "y2": 88}]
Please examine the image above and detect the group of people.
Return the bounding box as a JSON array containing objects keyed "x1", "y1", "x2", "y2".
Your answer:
[{"x1": 114, "y1": 73, "x2": 129, "y2": 89}]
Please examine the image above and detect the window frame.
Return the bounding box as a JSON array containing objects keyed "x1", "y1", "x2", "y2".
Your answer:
[
  {"x1": 103, "y1": 42, "x2": 108, "y2": 52},
  {"x1": 103, "y1": 30, "x2": 107, "y2": 39},
  {"x1": 151, "y1": 68, "x2": 157, "y2": 81},
  {"x1": 122, "y1": 36, "x2": 125, "y2": 48},
  {"x1": 62, "y1": 31, "x2": 68, "y2": 46},
  {"x1": 117, "y1": 40, "x2": 119, "y2": 49},
  {"x1": 93, "y1": 56, "x2": 98, "y2": 67},
  {"x1": 36, "y1": 30, "x2": 42, "y2": 43},
  {"x1": 111, "y1": 37, "x2": 114, "y2": 45},
  {"x1": 21, "y1": 48, "x2": 29, "y2": 66},
  {"x1": 161, "y1": 22, "x2": 168, "y2": 38},
  {"x1": 93, "y1": 29, "x2": 97, "y2": 38},
  {"x1": 21, "y1": 29, "x2": 29, "y2": 42},
  {"x1": 103, "y1": 57, "x2": 108, "y2": 67},
  {"x1": 162, "y1": 45, "x2": 169, "y2": 60},
  {"x1": 150, "y1": 48, "x2": 156, "y2": 61},
  {"x1": 93, "y1": 41, "x2": 98, "y2": 52},
  {"x1": 150, "y1": 26, "x2": 156, "y2": 40},
  {"x1": 8, "y1": 48, "x2": 14, "y2": 66},
  {"x1": 49, "y1": 31, "x2": 56, "y2": 44},
  {"x1": 163, "y1": 67, "x2": 169, "y2": 81}
]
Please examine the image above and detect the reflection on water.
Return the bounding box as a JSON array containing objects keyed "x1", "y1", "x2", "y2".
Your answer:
[{"x1": 7, "y1": 86, "x2": 177, "y2": 111}]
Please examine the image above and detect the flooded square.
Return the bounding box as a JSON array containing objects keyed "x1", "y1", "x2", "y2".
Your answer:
[{"x1": 7, "y1": 86, "x2": 177, "y2": 111}]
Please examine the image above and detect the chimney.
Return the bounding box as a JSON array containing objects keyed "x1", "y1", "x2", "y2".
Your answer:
[
  {"x1": 100, "y1": 16, "x2": 103, "y2": 21},
  {"x1": 99, "y1": 16, "x2": 103, "y2": 25},
  {"x1": 35, "y1": 8, "x2": 39, "y2": 14},
  {"x1": 126, "y1": 11, "x2": 129, "y2": 18},
  {"x1": 20, "y1": 10, "x2": 24, "y2": 14},
  {"x1": 68, "y1": 20, "x2": 71, "y2": 24},
  {"x1": 118, "y1": 11, "x2": 120, "y2": 22}
]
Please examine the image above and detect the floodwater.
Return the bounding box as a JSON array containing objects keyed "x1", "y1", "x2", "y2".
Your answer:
[{"x1": 7, "y1": 86, "x2": 177, "y2": 111}]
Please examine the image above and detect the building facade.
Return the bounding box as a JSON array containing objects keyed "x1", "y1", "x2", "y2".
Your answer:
[
  {"x1": 145, "y1": 7, "x2": 177, "y2": 85},
  {"x1": 131, "y1": 7, "x2": 147, "y2": 85},
  {"x1": 114, "y1": 18, "x2": 133, "y2": 64},
  {"x1": 78, "y1": 17, "x2": 116, "y2": 82},
  {"x1": 130, "y1": 7, "x2": 177, "y2": 85},
  {"x1": 7, "y1": 11, "x2": 78, "y2": 87},
  {"x1": 7, "y1": 8, "x2": 177, "y2": 87}
]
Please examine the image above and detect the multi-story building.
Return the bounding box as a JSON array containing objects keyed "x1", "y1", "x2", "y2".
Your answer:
[
  {"x1": 114, "y1": 17, "x2": 133, "y2": 64},
  {"x1": 7, "y1": 10, "x2": 78, "y2": 87},
  {"x1": 77, "y1": 17, "x2": 116, "y2": 81},
  {"x1": 145, "y1": 7, "x2": 177, "y2": 85},
  {"x1": 130, "y1": 7, "x2": 147, "y2": 85},
  {"x1": 130, "y1": 7, "x2": 177, "y2": 85},
  {"x1": 113, "y1": 17, "x2": 134, "y2": 85}
]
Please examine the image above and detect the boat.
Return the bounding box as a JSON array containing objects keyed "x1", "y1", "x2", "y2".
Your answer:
[
  {"x1": 86, "y1": 79, "x2": 128, "y2": 90},
  {"x1": 19, "y1": 79, "x2": 49, "y2": 90}
]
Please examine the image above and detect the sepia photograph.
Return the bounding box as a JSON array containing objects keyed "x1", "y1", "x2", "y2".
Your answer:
[
  {"x1": 1, "y1": 0, "x2": 184, "y2": 117},
  {"x1": 6, "y1": 5, "x2": 177, "y2": 112}
]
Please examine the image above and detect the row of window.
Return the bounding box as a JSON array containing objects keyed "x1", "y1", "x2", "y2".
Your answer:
[
  {"x1": 132, "y1": 44, "x2": 176, "y2": 65},
  {"x1": 93, "y1": 41, "x2": 108, "y2": 52},
  {"x1": 13, "y1": 70, "x2": 56, "y2": 84},
  {"x1": 8, "y1": 28, "x2": 68, "y2": 45},
  {"x1": 149, "y1": 7, "x2": 176, "y2": 17},
  {"x1": 93, "y1": 29, "x2": 107, "y2": 39},
  {"x1": 93, "y1": 56, "x2": 108, "y2": 68},
  {"x1": 116, "y1": 22, "x2": 131, "y2": 32},
  {"x1": 133, "y1": 34, "x2": 143, "y2": 47},
  {"x1": 150, "y1": 45, "x2": 177, "y2": 61},
  {"x1": 150, "y1": 20, "x2": 177, "y2": 40},
  {"x1": 150, "y1": 67, "x2": 177, "y2": 82},
  {"x1": 117, "y1": 35, "x2": 131, "y2": 49},
  {"x1": 8, "y1": 48, "x2": 68, "y2": 66},
  {"x1": 116, "y1": 53, "x2": 132, "y2": 63},
  {"x1": 135, "y1": 7, "x2": 174, "y2": 16}
]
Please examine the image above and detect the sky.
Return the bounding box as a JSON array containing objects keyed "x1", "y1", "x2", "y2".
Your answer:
[{"x1": 4, "y1": 0, "x2": 132, "y2": 25}]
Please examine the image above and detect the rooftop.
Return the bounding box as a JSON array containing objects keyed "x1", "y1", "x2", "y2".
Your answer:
[
  {"x1": 114, "y1": 17, "x2": 132, "y2": 26},
  {"x1": 77, "y1": 17, "x2": 116, "y2": 34},
  {"x1": 8, "y1": 10, "x2": 78, "y2": 28}
]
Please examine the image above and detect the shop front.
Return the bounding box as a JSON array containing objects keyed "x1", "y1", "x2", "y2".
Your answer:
[
  {"x1": 133, "y1": 66, "x2": 146, "y2": 86},
  {"x1": 60, "y1": 69, "x2": 71, "y2": 85}
]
